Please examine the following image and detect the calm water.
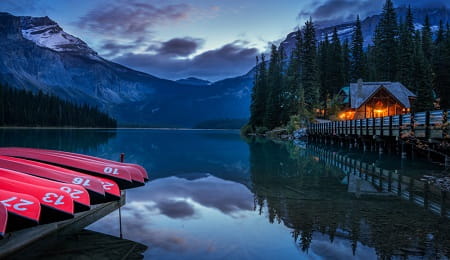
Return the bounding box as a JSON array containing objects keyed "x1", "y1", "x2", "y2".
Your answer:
[{"x1": 1, "y1": 129, "x2": 449, "y2": 259}]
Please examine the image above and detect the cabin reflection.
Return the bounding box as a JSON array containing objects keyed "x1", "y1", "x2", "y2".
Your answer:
[{"x1": 247, "y1": 138, "x2": 450, "y2": 258}]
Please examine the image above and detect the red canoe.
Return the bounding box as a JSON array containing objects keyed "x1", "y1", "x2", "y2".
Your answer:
[
  {"x1": 0, "y1": 155, "x2": 120, "y2": 202},
  {"x1": 0, "y1": 177, "x2": 74, "y2": 223},
  {"x1": 6, "y1": 147, "x2": 149, "y2": 180},
  {"x1": 0, "y1": 189, "x2": 40, "y2": 231},
  {"x1": 0, "y1": 147, "x2": 148, "y2": 181},
  {"x1": 0, "y1": 168, "x2": 90, "y2": 212},
  {"x1": 0, "y1": 148, "x2": 141, "y2": 189},
  {"x1": 0, "y1": 156, "x2": 114, "y2": 204},
  {"x1": 0, "y1": 203, "x2": 7, "y2": 237}
]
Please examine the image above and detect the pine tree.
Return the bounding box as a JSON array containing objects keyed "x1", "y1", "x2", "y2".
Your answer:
[
  {"x1": 249, "y1": 56, "x2": 261, "y2": 127},
  {"x1": 434, "y1": 22, "x2": 450, "y2": 108},
  {"x1": 302, "y1": 18, "x2": 320, "y2": 112},
  {"x1": 397, "y1": 6, "x2": 415, "y2": 90},
  {"x1": 264, "y1": 44, "x2": 283, "y2": 129},
  {"x1": 421, "y1": 15, "x2": 433, "y2": 64},
  {"x1": 249, "y1": 54, "x2": 268, "y2": 127},
  {"x1": 285, "y1": 29, "x2": 303, "y2": 120},
  {"x1": 318, "y1": 35, "x2": 331, "y2": 106},
  {"x1": 373, "y1": 0, "x2": 399, "y2": 81},
  {"x1": 351, "y1": 15, "x2": 365, "y2": 81},
  {"x1": 329, "y1": 27, "x2": 344, "y2": 95},
  {"x1": 342, "y1": 39, "x2": 351, "y2": 85},
  {"x1": 413, "y1": 31, "x2": 434, "y2": 112}
]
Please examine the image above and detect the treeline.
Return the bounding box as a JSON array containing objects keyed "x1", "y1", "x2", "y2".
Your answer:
[
  {"x1": 0, "y1": 83, "x2": 117, "y2": 127},
  {"x1": 194, "y1": 118, "x2": 247, "y2": 129},
  {"x1": 244, "y1": 0, "x2": 450, "y2": 134}
]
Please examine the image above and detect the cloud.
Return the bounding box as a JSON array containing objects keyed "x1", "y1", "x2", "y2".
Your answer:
[
  {"x1": 76, "y1": 0, "x2": 191, "y2": 37},
  {"x1": 0, "y1": 0, "x2": 50, "y2": 14},
  {"x1": 113, "y1": 40, "x2": 259, "y2": 81},
  {"x1": 147, "y1": 37, "x2": 204, "y2": 57},
  {"x1": 298, "y1": 0, "x2": 450, "y2": 27},
  {"x1": 152, "y1": 200, "x2": 195, "y2": 219},
  {"x1": 100, "y1": 41, "x2": 136, "y2": 57},
  {"x1": 298, "y1": 0, "x2": 384, "y2": 27}
]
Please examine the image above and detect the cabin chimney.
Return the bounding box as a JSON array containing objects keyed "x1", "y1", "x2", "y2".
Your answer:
[{"x1": 357, "y1": 78, "x2": 363, "y2": 92}]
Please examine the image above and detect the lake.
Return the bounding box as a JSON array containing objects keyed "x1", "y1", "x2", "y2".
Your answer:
[{"x1": 1, "y1": 129, "x2": 449, "y2": 259}]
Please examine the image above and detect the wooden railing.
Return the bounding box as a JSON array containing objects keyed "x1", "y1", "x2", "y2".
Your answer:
[{"x1": 308, "y1": 110, "x2": 449, "y2": 140}]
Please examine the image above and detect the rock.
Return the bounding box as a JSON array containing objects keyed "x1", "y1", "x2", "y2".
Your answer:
[{"x1": 293, "y1": 128, "x2": 308, "y2": 139}]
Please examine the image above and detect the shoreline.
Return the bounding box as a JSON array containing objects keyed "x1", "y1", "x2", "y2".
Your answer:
[{"x1": 0, "y1": 126, "x2": 240, "y2": 131}]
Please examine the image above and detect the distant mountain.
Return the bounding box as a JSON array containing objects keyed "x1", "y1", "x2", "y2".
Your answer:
[
  {"x1": 0, "y1": 12, "x2": 252, "y2": 127},
  {"x1": 280, "y1": 7, "x2": 450, "y2": 54},
  {"x1": 176, "y1": 77, "x2": 211, "y2": 86}
]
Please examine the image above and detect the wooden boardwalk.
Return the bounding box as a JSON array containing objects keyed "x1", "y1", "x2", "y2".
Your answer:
[{"x1": 308, "y1": 110, "x2": 448, "y2": 140}]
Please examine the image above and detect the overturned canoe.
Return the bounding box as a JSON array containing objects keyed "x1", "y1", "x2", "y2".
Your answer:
[
  {"x1": 0, "y1": 189, "x2": 40, "y2": 231},
  {"x1": 3, "y1": 148, "x2": 149, "y2": 181},
  {"x1": 0, "y1": 177, "x2": 74, "y2": 223},
  {"x1": 0, "y1": 204, "x2": 6, "y2": 237},
  {"x1": 0, "y1": 148, "x2": 143, "y2": 189},
  {"x1": 0, "y1": 168, "x2": 90, "y2": 212},
  {"x1": 0, "y1": 156, "x2": 120, "y2": 204}
]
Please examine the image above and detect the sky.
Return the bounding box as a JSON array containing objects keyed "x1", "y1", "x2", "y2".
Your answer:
[{"x1": 0, "y1": 0, "x2": 448, "y2": 81}]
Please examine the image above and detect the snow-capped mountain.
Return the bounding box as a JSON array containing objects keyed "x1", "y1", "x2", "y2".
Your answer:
[
  {"x1": 0, "y1": 12, "x2": 252, "y2": 127},
  {"x1": 20, "y1": 16, "x2": 97, "y2": 57}
]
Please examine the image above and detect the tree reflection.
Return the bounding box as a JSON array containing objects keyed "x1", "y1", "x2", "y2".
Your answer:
[
  {"x1": 0, "y1": 129, "x2": 116, "y2": 153},
  {"x1": 246, "y1": 137, "x2": 450, "y2": 258}
]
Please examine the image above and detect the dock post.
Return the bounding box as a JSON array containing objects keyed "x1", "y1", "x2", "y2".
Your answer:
[
  {"x1": 445, "y1": 156, "x2": 449, "y2": 170},
  {"x1": 119, "y1": 153, "x2": 125, "y2": 239},
  {"x1": 401, "y1": 142, "x2": 407, "y2": 160}
]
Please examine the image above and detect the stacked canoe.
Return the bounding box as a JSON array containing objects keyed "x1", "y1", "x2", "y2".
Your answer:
[{"x1": 0, "y1": 147, "x2": 148, "y2": 237}]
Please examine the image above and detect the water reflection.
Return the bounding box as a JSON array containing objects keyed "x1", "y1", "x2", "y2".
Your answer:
[
  {"x1": 1, "y1": 129, "x2": 449, "y2": 259},
  {"x1": 247, "y1": 137, "x2": 450, "y2": 259},
  {"x1": 8, "y1": 229, "x2": 147, "y2": 259},
  {"x1": 0, "y1": 128, "x2": 116, "y2": 154}
]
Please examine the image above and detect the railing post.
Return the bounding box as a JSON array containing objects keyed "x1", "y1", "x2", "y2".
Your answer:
[{"x1": 425, "y1": 111, "x2": 431, "y2": 140}]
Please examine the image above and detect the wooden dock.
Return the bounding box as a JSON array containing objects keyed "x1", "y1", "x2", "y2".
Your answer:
[
  {"x1": 308, "y1": 110, "x2": 450, "y2": 163},
  {"x1": 0, "y1": 192, "x2": 125, "y2": 258}
]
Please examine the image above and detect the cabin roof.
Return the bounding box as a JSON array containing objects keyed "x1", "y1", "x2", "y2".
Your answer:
[{"x1": 349, "y1": 82, "x2": 416, "y2": 109}]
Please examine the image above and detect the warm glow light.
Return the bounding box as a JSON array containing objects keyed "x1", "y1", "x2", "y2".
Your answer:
[
  {"x1": 374, "y1": 109, "x2": 384, "y2": 113},
  {"x1": 338, "y1": 111, "x2": 355, "y2": 120}
]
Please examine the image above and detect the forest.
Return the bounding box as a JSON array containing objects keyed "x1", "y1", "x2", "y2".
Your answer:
[
  {"x1": 0, "y1": 83, "x2": 117, "y2": 128},
  {"x1": 244, "y1": 0, "x2": 450, "y2": 134}
]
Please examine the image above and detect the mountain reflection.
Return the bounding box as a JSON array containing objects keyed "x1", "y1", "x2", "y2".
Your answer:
[{"x1": 247, "y1": 137, "x2": 450, "y2": 259}]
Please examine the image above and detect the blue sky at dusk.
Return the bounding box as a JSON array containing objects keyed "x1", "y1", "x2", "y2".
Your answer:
[{"x1": 1, "y1": 0, "x2": 448, "y2": 81}]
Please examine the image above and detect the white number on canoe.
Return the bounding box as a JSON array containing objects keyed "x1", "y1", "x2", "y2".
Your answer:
[
  {"x1": 103, "y1": 167, "x2": 119, "y2": 175},
  {"x1": 60, "y1": 186, "x2": 84, "y2": 199},
  {"x1": 72, "y1": 177, "x2": 91, "y2": 187},
  {"x1": 101, "y1": 181, "x2": 114, "y2": 191},
  {"x1": 43, "y1": 193, "x2": 65, "y2": 205},
  {"x1": 1, "y1": 197, "x2": 34, "y2": 211}
]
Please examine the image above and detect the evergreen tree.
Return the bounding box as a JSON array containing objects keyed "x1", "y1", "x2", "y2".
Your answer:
[
  {"x1": 285, "y1": 29, "x2": 303, "y2": 119},
  {"x1": 413, "y1": 31, "x2": 434, "y2": 112},
  {"x1": 373, "y1": 0, "x2": 399, "y2": 81},
  {"x1": 397, "y1": 6, "x2": 415, "y2": 90},
  {"x1": 318, "y1": 35, "x2": 331, "y2": 106},
  {"x1": 265, "y1": 44, "x2": 283, "y2": 129},
  {"x1": 421, "y1": 15, "x2": 433, "y2": 64},
  {"x1": 434, "y1": 22, "x2": 450, "y2": 108},
  {"x1": 342, "y1": 39, "x2": 351, "y2": 85},
  {"x1": 249, "y1": 54, "x2": 268, "y2": 127},
  {"x1": 351, "y1": 15, "x2": 365, "y2": 81},
  {"x1": 302, "y1": 18, "x2": 320, "y2": 112},
  {"x1": 329, "y1": 27, "x2": 344, "y2": 95}
]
